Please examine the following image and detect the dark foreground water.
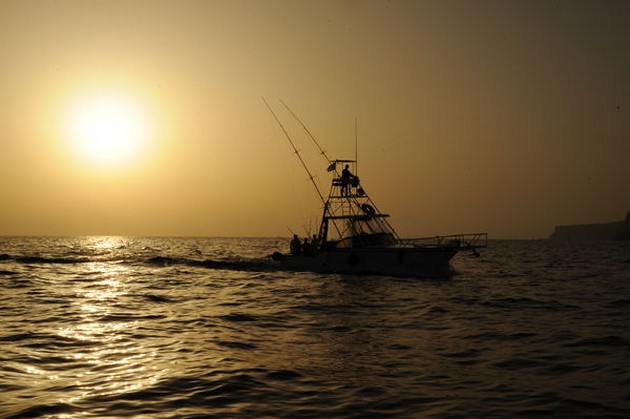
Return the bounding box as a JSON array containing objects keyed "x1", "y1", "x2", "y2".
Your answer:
[{"x1": 1, "y1": 236, "x2": 629, "y2": 418}]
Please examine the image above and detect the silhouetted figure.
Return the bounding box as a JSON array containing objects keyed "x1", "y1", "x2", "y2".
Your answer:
[
  {"x1": 311, "y1": 234, "x2": 319, "y2": 251},
  {"x1": 302, "y1": 238, "x2": 313, "y2": 256},
  {"x1": 341, "y1": 164, "x2": 354, "y2": 196},
  {"x1": 290, "y1": 234, "x2": 301, "y2": 255}
]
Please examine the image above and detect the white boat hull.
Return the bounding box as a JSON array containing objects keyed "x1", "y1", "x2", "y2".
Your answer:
[{"x1": 274, "y1": 246, "x2": 459, "y2": 277}]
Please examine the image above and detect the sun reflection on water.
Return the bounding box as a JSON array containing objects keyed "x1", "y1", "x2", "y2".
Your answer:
[
  {"x1": 48, "y1": 258, "x2": 168, "y2": 406},
  {"x1": 81, "y1": 236, "x2": 128, "y2": 251}
]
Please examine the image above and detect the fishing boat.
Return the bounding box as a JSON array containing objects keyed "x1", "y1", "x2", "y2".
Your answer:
[
  {"x1": 271, "y1": 159, "x2": 486, "y2": 276},
  {"x1": 265, "y1": 99, "x2": 486, "y2": 277}
]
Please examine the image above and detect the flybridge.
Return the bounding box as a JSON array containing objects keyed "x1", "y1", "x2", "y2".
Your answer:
[{"x1": 318, "y1": 158, "x2": 399, "y2": 249}]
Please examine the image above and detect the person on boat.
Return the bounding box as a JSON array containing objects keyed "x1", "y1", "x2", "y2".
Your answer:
[
  {"x1": 341, "y1": 164, "x2": 355, "y2": 196},
  {"x1": 290, "y1": 234, "x2": 301, "y2": 255},
  {"x1": 311, "y1": 234, "x2": 320, "y2": 252},
  {"x1": 302, "y1": 238, "x2": 313, "y2": 256}
]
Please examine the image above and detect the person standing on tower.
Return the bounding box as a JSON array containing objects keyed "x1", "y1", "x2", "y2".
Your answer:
[{"x1": 341, "y1": 164, "x2": 354, "y2": 196}]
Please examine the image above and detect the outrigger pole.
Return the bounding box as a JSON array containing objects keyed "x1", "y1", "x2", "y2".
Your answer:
[
  {"x1": 262, "y1": 97, "x2": 326, "y2": 205},
  {"x1": 280, "y1": 100, "x2": 334, "y2": 168}
]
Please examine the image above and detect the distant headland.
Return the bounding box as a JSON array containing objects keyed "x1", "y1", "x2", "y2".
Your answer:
[{"x1": 549, "y1": 212, "x2": 630, "y2": 241}]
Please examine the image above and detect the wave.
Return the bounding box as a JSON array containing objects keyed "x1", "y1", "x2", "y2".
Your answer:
[
  {"x1": 0, "y1": 269, "x2": 17, "y2": 276},
  {"x1": 6, "y1": 402, "x2": 77, "y2": 419},
  {"x1": 566, "y1": 335, "x2": 629, "y2": 348}
]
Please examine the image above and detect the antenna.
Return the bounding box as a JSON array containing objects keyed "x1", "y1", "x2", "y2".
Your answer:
[
  {"x1": 263, "y1": 97, "x2": 326, "y2": 205},
  {"x1": 354, "y1": 117, "x2": 358, "y2": 176}
]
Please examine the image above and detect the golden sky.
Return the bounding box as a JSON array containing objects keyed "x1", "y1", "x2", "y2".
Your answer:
[{"x1": 1, "y1": 0, "x2": 628, "y2": 238}]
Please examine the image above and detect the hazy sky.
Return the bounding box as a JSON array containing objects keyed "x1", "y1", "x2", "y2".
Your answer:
[{"x1": 1, "y1": 0, "x2": 628, "y2": 239}]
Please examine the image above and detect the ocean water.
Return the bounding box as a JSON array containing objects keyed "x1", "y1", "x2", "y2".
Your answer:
[{"x1": 1, "y1": 236, "x2": 629, "y2": 418}]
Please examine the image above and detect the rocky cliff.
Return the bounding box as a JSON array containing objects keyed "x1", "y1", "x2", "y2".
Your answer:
[
  {"x1": 612, "y1": 212, "x2": 630, "y2": 240},
  {"x1": 549, "y1": 212, "x2": 630, "y2": 241}
]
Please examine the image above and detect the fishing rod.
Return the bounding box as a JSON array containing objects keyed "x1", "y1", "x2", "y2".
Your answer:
[
  {"x1": 263, "y1": 97, "x2": 326, "y2": 205},
  {"x1": 280, "y1": 99, "x2": 339, "y2": 174}
]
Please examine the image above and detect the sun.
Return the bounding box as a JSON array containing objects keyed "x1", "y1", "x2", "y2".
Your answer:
[{"x1": 66, "y1": 93, "x2": 150, "y2": 167}]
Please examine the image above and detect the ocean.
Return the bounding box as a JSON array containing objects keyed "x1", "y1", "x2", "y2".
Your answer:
[{"x1": 1, "y1": 236, "x2": 629, "y2": 418}]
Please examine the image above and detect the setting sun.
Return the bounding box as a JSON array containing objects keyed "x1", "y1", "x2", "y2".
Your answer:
[{"x1": 66, "y1": 93, "x2": 150, "y2": 167}]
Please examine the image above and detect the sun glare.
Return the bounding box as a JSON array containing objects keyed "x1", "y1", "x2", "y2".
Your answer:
[{"x1": 66, "y1": 93, "x2": 150, "y2": 167}]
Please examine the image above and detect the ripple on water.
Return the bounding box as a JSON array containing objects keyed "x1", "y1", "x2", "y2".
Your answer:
[{"x1": 1, "y1": 237, "x2": 629, "y2": 418}]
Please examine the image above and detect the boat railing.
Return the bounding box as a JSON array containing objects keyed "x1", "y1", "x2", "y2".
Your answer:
[{"x1": 402, "y1": 233, "x2": 488, "y2": 250}]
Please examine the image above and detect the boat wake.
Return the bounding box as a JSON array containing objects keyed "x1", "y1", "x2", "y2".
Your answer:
[
  {"x1": 0, "y1": 254, "x2": 91, "y2": 264},
  {"x1": 0, "y1": 253, "x2": 279, "y2": 273},
  {"x1": 144, "y1": 256, "x2": 279, "y2": 272}
]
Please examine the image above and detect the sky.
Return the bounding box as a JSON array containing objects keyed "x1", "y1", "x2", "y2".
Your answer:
[{"x1": 1, "y1": 0, "x2": 628, "y2": 239}]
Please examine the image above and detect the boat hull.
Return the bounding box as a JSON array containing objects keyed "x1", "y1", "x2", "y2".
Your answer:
[{"x1": 275, "y1": 246, "x2": 459, "y2": 277}]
